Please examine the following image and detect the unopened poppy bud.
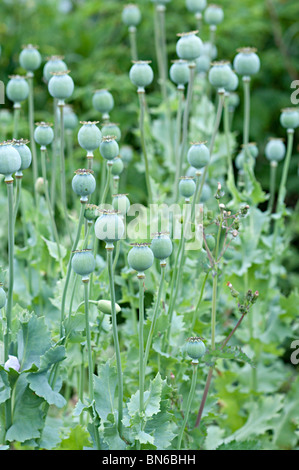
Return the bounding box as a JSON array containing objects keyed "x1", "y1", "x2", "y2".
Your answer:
[{"x1": 4, "y1": 355, "x2": 20, "y2": 372}]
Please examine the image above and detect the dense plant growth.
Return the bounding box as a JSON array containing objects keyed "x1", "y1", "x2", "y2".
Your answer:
[{"x1": 0, "y1": 0, "x2": 298, "y2": 451}]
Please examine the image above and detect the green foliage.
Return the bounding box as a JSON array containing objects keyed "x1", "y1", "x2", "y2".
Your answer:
[{"x1": 0, "y1": 0, "x2": 298, "y2": 453}]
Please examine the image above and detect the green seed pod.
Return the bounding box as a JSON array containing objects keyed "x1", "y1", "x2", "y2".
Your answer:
[
  {"x1": 235, "y1": 151, "x2": 244, "y2": 170},
  {"x1": 120, "y1": 145, "x2": 133, "y2": 164},
  {"x1": 280, "y1": 108, "x2": 299, "y2": 130},
  {"x1": 71, "y1": 249, "x2": 96, "y2": 279},
  {"x1": 227, "y1": 92, "x2": 240, "y2": 109},
  {"x1": 34, "y1": 122, "x2": 54, "y2": 147},
  {"x1": 112, "y1": 194, "x2": 130, "y2": 215},
  {"x1": 19, "y1": 44, "x2": 41, "y2": 72},
  {"x1": 129, "y1": 61, "x2": 154, "y2": 90},
  {"x1": 265, "y1": 138, "x2": 286, "y2": 162},
  {"x1": 226, "y1": 69, "x2": 239, "y2": 92},
  {"x1": 6, "y1": 75, "x2": 29, "y2": 105},
  {"x1": 247, "y1": 142, "x2": 259, "y2": 158},
  {"x1": 111, "y1": 157, "x2": 124, "y2": 176},
  {"x1": 94, "y1": 211, "x2": 125, "y2": 247},
  {"x1": 92, "y1": 89, "x2": 114, "y2": 117},
  {"x1": 235, "y1": 150, "x2": 256, "y2": 171},
  {"x1": 78, "y1": 121, "x2": 102, "y2": 153},
  {"x1": 208, "y1": 61, "x2": 232, "y2": 90},
  {"x1": 233, "y1": 47, "x2": 260, "y2": 76},
  {"x1": 101, "y1": 122, "x2": 121, "y2": 141},
  {"x1": 169, "y1": 60, "x2": 190, "y2": 87},
  {"x1": 100, "y1": 136, "x2": 119, "y2": 161},
  {"x1": 63, "y1": 106, "x2": 79, "y2": 130},
  {"x1": 176, "y1": 31, "x2": 203, "y2": 61},
  {"x1": 204, "y1": 5, "x2": 224, "y2": 26},
  {"x1": 195, "y1": 55, "x2": 211, "y2": 74},
  {"x1": 122, "y1": 4, "x2": 142, "y2": 27},
  {"x1": 205, "y1": 234, "x2": 215, "y2": 251},
  {"x1": 186, "y1": 0, "x2": 207, "y2": 14},
  {"x1": 179, "y1": 176, "x2": 196, "y2": 200},
  {"x1": 84, "y1": 204, "x2": 99, "y2": 221},
  {"x1": 151, "y1": 233, "x2": 173, "y2": 262},
  {"x1": 0, "y1": 285, "x2": 6, "y2": 309},
  {"x1": 0, "y1": 141, "x2": 21, "y2": 178},
  {"x1": 48, "y1": 71, "x2": 74, "y2": 102},
  {"x1": 97, "y1": 299, "x2": 121, "y2": 315},
  {"x1": 187, "y1": 142, "x2": 210, "y2": 169},
  {"x1": 72, "y1": 169, "x2": 96, "y2": 201},
  {"x1": 128, "y1": 243, "x2": 154, "y2": 274},
  {"x1": 12, "y1": 139, "x2": 32, "y2": 172},
  {"x1": 185, "y1": 337, "x2": 206, "y2": 362},
  {"x1": 35, "y1": 177, "x2": 45, "y2": 195},
  {"x1": 199, "y1": 41, "x2": 217, "y2": 60},
  {"x1": 200, "y1": 183, "x2": 212, "y2": 202},
  {"x1": 43, "y1": 55, "x2": 68, "y2": 82}
]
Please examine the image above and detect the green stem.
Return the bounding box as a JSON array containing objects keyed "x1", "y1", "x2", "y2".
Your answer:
[
  {"x1": 191, "y1": 171, "x2": 201, "y2": 224},
  {"x1": 211, "y1": 212, "x2": 222, "y2": 348},
  {"x1": 163, "y1": 223, "x2": 185, "y2": 350},
  {"x1": 175, "y1": 64, "x2": 196, "y2": 201},
  {"x1": 100, "y1": 162, "x2": 112, "y2": 206},
  {"x1": 40, "y1": 146, "x2": 64, "y2": 274},
  {"x1": 13, "y1": 175, "x2": 22, "y2": 225},
  {"x1": 60, "y1": 201, "x2": 85, "y2": 338},
  {"x1": 157, "y1": 5, "x2": 168, "y2": 82},
  {"x1": 129, "y1": 277, "x2": 138, "y2": 335},
  {"x1": 267, "y1": 161, "x2": 277, "y2": 213},
  {"x1": 83, "y1": 280, "x2": 94, "y2": 400},
  {"x1": 138, "y1": 276, "x2": 145, "y2": 417},
  {"x1": 209, "y1": 25, "x2": 216, "y2": 50},
  {"x1": 191, "y1": 272, "x2": 209, "y2": 333},
  {"x1": 129, "y1": 26, "x2": 138, "y2": 61},
  {"x1": 51, "y1": 98, "x2": 59, "y2": 209},
  {"x1": 196, "y1": 91, "x2": 225, "y2": 204},
  {"x1": 113, "y1": 240, "x2": 121, "y2": 271},
  {"x1": 4, "y1": 180, "x2": 14, "y2": 360},
  {"x1": 273, "y1": 129, "x2": 294, "y2": 249},
  {"x1": 174, "y1": 87, "x2": 184, "y2": 188},
  {"x1": 195, "y1": 312, "x2": 246, "y2": 428},
  {"x1": 224, "y1": 94, "x2": 237, "y2": 191},
  {"x1": 156, "y1": 4, "x2": 173, "y2": 165},
  {"x1": 4, "y1": 179, "x2": 14, "y2": 433},
  {"x1": 211, "y1": 274, "x2": 218, "y2": 350},
  {"x1": 144, "y1": 265, "x2": 165, "y2": 374},
  {"x1": 13, "y1": 105, "x2": 20, "y2": 140},
  {"x1": 107, "y1": 247, "x2": 123, "y2": 437},
  {"x1": 242, "y1": 77, "x2": 253, "y2": 193},
  {"x1": 83, "y1": 279, "x2": 100, "y2": 449},
  {"x1": 154, "y1": 5, "x2": 165, "y2": 95},
  {"x1": 243, "y1": 78, "x2": 250, "y2": 148},
  {"x1": 177, "y1": 362, "x2": 198, "y2": 450},
  {"x1": 28, "y1": 74, "x2": 38, "y2": 205},
  {"x1": 138, "y1": 90, "x2": 153, "y2": 204},
  {"x1": 276, "y1": 129, "x2": 294, "y2": 213},
  {"x1": 58, "y1": 103, "x2": 72, "y2": 244},
  {"x1": 79, "y1": 344, "x2": 85, "y2": 426}
]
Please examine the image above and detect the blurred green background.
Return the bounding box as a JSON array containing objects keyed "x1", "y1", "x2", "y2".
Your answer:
[{"x1": 0, "y1": 0, "x2": 299, "y2": 199}]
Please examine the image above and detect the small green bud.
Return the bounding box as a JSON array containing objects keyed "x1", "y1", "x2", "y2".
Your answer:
[
  {"x1": 185, "y1": 337, "x2": 206, "y2": 363},
  {"x1": 97, "y1": 299, "x2": 121, "y2": 315}
]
